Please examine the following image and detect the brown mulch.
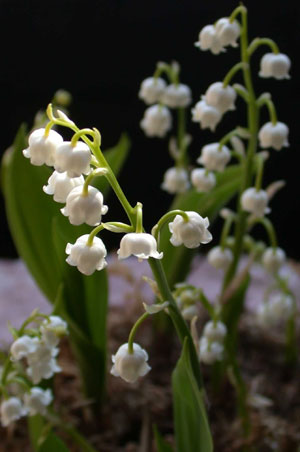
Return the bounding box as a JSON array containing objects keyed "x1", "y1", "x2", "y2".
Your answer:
[{"x1": 1, "y1": 300, "x2": 299, "y2": 452}]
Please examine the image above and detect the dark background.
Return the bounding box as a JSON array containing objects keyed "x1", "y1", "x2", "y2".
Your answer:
[{"x1": 0, "y1": 0, "x2": 299, "y2": 258}]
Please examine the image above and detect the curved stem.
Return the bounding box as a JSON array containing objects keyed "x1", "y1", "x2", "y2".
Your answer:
[
  {"x1": 152, "y1": 210, "x2": 189, "y2": 241},
  {"x1": 218, "y1": 128, "x2": 244, "y2": 149},
  {"x1": 255, "y1": 154, "x2": 265, "y2": 191},
  {"x1": 250, "y1": 217, "x2": 278, "y2": 248},
  {"x1": 135, "y1": 202, "x2": 144, "y2": 233},
  {"x1": 220, "y1": 216, "x2": 234, "y2": 250},
  {"x1": 257, "y1": 96, "x2": 277, "y2": 125},
  {"x1": 71, "y1": 129, "x2": 95, "y2": 147},
  {"x1": 223, "y1": 62, "x2": 248, "y2": 87},
  {"x1": 87, "y1": 224, "x2": 105, "y2": 245},
  {"x1": 128, "y1": 313, "x2": 149, "y2": 354},
  {"x1": 248, "y1": 37, "x2": 279, "y2": 57}
]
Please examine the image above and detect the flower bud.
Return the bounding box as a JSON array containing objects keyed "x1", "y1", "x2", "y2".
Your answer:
[
  {"x1": 66, "y1": 234, "x2": 107, "y2": 275},
  {"x1": 205, "y1": 82, "x2": 236, "y2": 113},
  {"x1": 111, "y1": 343, "x2": 151, "y2": 383},
  {"x1": 40, "y1": 316, "x2": 68, "y2": 347},
  {"x1": 53, "y1": 89, "x2": 72, "y2": 107},
  {"x1": 258, "y1": 121, "x2": 289, "y2": 151},
  {"x1": 199, "y1": 337, "x2": 224, "y2": 364},
  {"x1": 138, "y1": 77, "x2": 167, "y2": 105},
  {"x1": 140, "y1": 104, "x2": 172, "y2": 137},
  {"x1": 192, "y1": 100, "x2": 222, "y2": 131},
  {"x1": 215, "y1": 18, "x2": 240, "y2": 48},
  {"x1": 259, "y1": 53, "x2": 291, "y2": 80},
  {"x1": 117, "y1": 233, "x2": 163, "y2": 260},
  {"x1": 241, "y1": 188, "x2": 269, "y2": 218},
  {"x1": 203, "y1": 320, "x2": 227, "y2": 342},
  {"x1": 161, "y1": 167, "x2": 190, "y2": 194},
  {"x1": 197, "y1": 143, "x2": 230, "y2": 172},
  {"x1": 43, "y1": 171, "x2": 84, "y2": 203},
  {"x1": 169, "y1": 211, "x2": 212, "y2": 249},
  {"x1": 195, "y1": 25, "x2": 224, "y2": 55},
  {"x1": 24, "y1": 387, "x2": 53, "y2": 416},
  {"x1": 262, "y1": 247, "x2": 286, "y2": 273},
  {"x1": 191, "y1": 168, "x2": 216, "y2": 192},
  {"x1": 54, "y1": 141, "x2": 91, "y2": 177},
  {"x1": 23, "y1": 128, "x2": 63, "y2": 166},
  {"x1": 10, "y1": 336, "x2": 39, "y2": 361},
  {"x1": 162, "y1": 83, "x2": 192, "y2": 108},
  {"x1": 207, "y1": 246, "x2": 233, "y2": 270},
  {"x1": 61, "y1": 186, "x2": 108, "y2": 226},
  {"x1": 0, "y1": 397, "x2": 27, "y2": 426}
]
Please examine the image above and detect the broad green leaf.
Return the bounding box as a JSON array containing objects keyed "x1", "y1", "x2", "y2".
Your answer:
[
  {"x1": 28, "y1": 415, "x2": 46, "y2": 452},
  {"x1": 38, "y1": 432, "x2": 70, "y2": 452},
  {"x1": 160, "y1": 164, "x2": 243, "y2": 287},
  {"x1": 172, "y1": 338, "x2": 213, "y2": 452},
  {"x1": 153, "y1": 425, "x2": 174, "y2": 452}
]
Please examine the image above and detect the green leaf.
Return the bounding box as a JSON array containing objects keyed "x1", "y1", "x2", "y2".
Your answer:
[
  {"x1": 153, "y1": 424, "x2": 173, "y2": 452},
  {"x1": 28, "y1": 415, "x2": 46, "y2": 452},
  {"x1": 160, "y1": 164, "x2": 243, "y2": 287},
  {"x1": 38, "y1": 432, "x2": 70, "y2": 452},
  {"x1": 172, "y1": 338, "x2": 213, "y2": 452}
]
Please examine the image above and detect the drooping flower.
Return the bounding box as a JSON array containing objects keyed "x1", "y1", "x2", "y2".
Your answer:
[
  {"x1": 262, "y1": 247, "x2": 286, "y2": 273},
  {"x1": 117, "y1": 233, "x2": 163, "y2": 260},
  {"x1": 204, "y1": 82, "x2": 236, "y2": 113},
  {"x1": 257, "y1": 294, "x2": 294, "y2": 327},
  {"x1": 197, "y1": 143, "x2": 231, "y2": 172},
  {"x1": 195, "y1": 24, "x2": 224, "y2": 55},
  {"x1": 258, "y1": 121, "x2": 289, "y2": 150},
  {"x1": 192, "y1": 100, "x2": 222, "y2": 131},
  {"x1": 54, "y1": 141, "x2": 91, "y2": 177},
  {"x1": 191, "y1": 168, "x2": 216, "y2": 192},
  {"x1": 162, "y1": 83, "x2": 192, "y2": 108},
  {"x1": 10, "y1": 336, "x2": 39, "y2": 361},
  {"x1": 24, "y1": 387, "x2": 53, "y2": 416},
  {"x1": 207, "y1": 246, "x2": 233, "y2": 270},
  {"x1": 241, "y1": 188, "x2": 270, "y2": 218},
  {"x1": 215, "y1": 17, "x2": 240, "y2": 48},
  {"x1": 61, "y1": 185, "x2": 108, "y2": 226},
  {"x1": 26, "y1": 342, "x2": 61, "y2": 384},
  {"x1": 43, "y1": 171, "x2": 84, "y2": 203},
  {"x1": 199, "y1": 337, "x2": 224, "y2": 364},
  {"x1": 140, "y1": 104, "x2": 172, "y2": 137},
  {"x1": 169, "y1": 211, "x2": 212, "y2": 249},
  {"x1": 203, "y1": 320, "x2": 227, "y2": 342},
  {"x1": 40, "y1": 316, "x2": 68, "y2": 347},
  {"x1": 66, "y1": 234, "x2": 107, "y2": 275},
  {"x1": 23, "y1": 128, "x2": 63, "y2": 166},
  {"x1": 259, "y1": 53, "x2": 291, "y2": 80},
  {"x1": 138, "y1": 77, "x2": 167, "y2": 105},
  {"x1": 161, "y1": 167, "x2": 190, "y2": 194},
  {"x1": 111, "y1": 343, "x2": 151, "y2": 383},
  {"x1": 0, "y1": 397, "x2": 27, "y2": 427}
]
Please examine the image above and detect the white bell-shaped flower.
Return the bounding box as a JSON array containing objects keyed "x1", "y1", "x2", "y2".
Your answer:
[
  {"x1": 54, "y1": 141, "x2": 91, "y2": 177},
  {"x1": 27, "y1": 342, "x2": 61, "y2": 384},
  {"x1": 161, "y1": 167, "x2": 190, "y2": 194},
  {"x1": 215, "y1": 18, "x2": 240, "y2": 48},
  {"x1": 0, "y1": 397, "x2": 27, "y2": 427},
  {"x1": 203, "y1": 320, "x2": 227, "y2": 343},
  {"x1": 192, "y1": 100, "x2": 222, "y2": 131},
  {"x1": 195, "y1": 25, "x2": 224, "y2": 55},
  {"x1": 262, "y1": 247, "x2": 286, "y2": 273},
  {"x1": 241, "y1": 187, "x2": 270, "y2": 218},
  {"x1": 40, "y1": 316, "x2": 68, "y2": 347},
  {"x1": 197, "y1": 143, "x2": 231, "y2": 172},
  {"x1": 258, "y1": 121, "x2": 289, "y2": 151},
  {"x1": 61, "y1": 185, "x2": 108, "y2": 226},
  {"x1": 207, "y1": 246, "x2": 233, "y2": 270},
  {"x1": 205, "y1": 82, "x2": 236, "y2": 113},
  {"x1": 199, "y1": 337, "x2": 224, "y2": 365},
  {"x1": 140, "y1": 104, "x2": 172, "y2": 137},
  {"x1": 181, "y1": 305, "x2": 198, "y2": 321},
  {"x1": 257, "y1": 294, "x2": 293, "y2": 327},
  {"x1": 43, "y1": 171, "x2": 84, "y2": 203},
  {"x1": 111, "y1": 343, "x2": 151, "y2": 383},
  {"x1": 66, "y1": 234, "x2": 107, "y2": 275},
  {"x1": 24, "y1": 387, "x2": 53, "y2": 416},
  {"x1": 138, "y1": 77, "x2": 167, "y2": 105},
  {"x1": 162, "y1": 83, "x2": 192, "y2": 108},
  {"x1": 117, "y1": 233, "x2": 163, "y2": 260},
  {"x1": 259, "y1": 53, "x2": 291, "y2": 80},
  {"x1": 169, "y1": 211, "x2": 212, "y2": 249},
  {"x1": 191, "y1": 168, "x2": 216, "y2": 192},
  {"x1": 10, "y1": 335, "x2": 39, "y2": 361},
  {"x1": 23, "y1": 128, "x2": 63, "y2": 166}
]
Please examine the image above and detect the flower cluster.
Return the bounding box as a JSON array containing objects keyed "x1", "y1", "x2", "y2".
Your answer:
[
  {"x1": 0, "y1": 314, "x2": 67, "y2": 427},
  {"x1": 199, "y1": 320, "x2": 227, "y2": 365}
]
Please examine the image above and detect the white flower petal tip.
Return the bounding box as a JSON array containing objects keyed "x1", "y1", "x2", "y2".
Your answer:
[
  {"x1": 40, "y1": 316, "x2": 68, "y2": 347},
  {"x1": 138, "y1": 77, "x2": 167, "y2": 105},
  {"x1": 205, "y1": 82, "x2": 236, "y2": 114},
  {"x1": 258, "y1": 122, "x2": 289, "y2": 151},
  {"x1": 0, "y1": 397, "x2": 27, "y2": 427},
  {"x1": 241, "y1": 188, "x2": 269, "y2": 218},
  {"x1": 62, "y1": 186, "x2": 108, "y2": 226},
  {"x1": 198, "y1": 337, "x2": 224, "y2": 365},
  {"x1": 191, "y1": 168, "x2": 216, "y2": 193},
  {"x1": 203, "y1": 321, "x2": 227, "y2": 343},
  {"x1": 23, "y1": 128, "x2": 63, "y2": 166},
  {"x1": 43, "y1": 171, "x2": 84, "y2": 203},
  {"x1": 54, "y1": 141, "x2": 91, "y2": 177},
  {"x1": 161, "y1": 167, "x2": 190, "y2": 194},
  {"x1": 207, "y1": 246, "x2": 233, "y2": 270},
  {"x1": 161, "y1": 83, "x2": 192, "y2": 108},
  {"x1": 257, "y1": 294, "x2": 294, "y2": 327},
  {"x1": 24, "y1": 388, "x2": 53, "y2": 416},
  {"x1": 192, "y1": 100, "x2": 222, "y2": 131},
  {"x1": 117, "y1": 233, "x2": 163, "y2": 260},
  {"x1": 169, "y1": 211, "x2": 212, "y2": 249},
  {"x1": 143, "y1": 301, "x2": 169, "y2": 314},
  {"x1": 215, "y1": 18, "x2": 240, "y2": 48},
  {"x1": 195, "y1": 24, "x2": 224, "y2": 55},
  {"x1": 262, "y1": 247, "x2": 286, "y2": 273},
  {"x1": 197, "y1": 142, "x2": 230, "y2": 172},
  {"x1": 65, "y1": 234, "x2": 107, "y2": 275},
  {"x1": 140, "y1": 104, "x2": 172, "y2": 138},
  {"x1": 259, "y1": 53, "x2": 291, "y2": 80},
  {"x1": 110, "y1": 343, "x2": 151, "y2": 383},
  {"x1": 10, "y1": 336, "x2": 39, "y2": 361}
]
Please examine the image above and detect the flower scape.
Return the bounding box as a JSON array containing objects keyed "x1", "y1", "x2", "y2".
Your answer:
[{"x1": 1, "y1": 5, "x2": 299, "y2": 452}]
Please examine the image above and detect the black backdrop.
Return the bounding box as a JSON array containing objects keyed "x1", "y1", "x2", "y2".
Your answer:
[{"x1": 0, "y1": 0, "x2": 299, "y2": 258}]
